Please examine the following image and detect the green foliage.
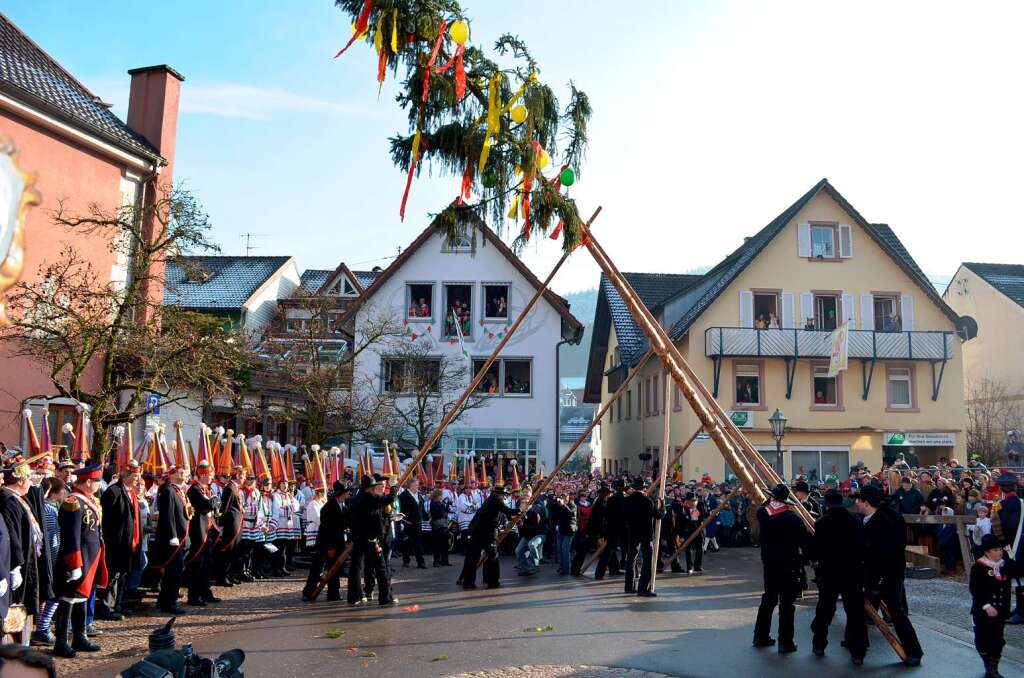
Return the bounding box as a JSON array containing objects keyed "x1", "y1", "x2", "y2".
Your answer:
[{"x1": 334, "y1": 0, "x2": 591, "y2": 252}]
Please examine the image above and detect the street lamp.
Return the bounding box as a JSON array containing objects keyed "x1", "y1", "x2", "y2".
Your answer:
[{"x1": 769, "y1": 408, "x2": 787, "y2": 476}]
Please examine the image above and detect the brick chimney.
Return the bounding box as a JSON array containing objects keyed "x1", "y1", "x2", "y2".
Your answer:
[{"x1": 126, "y1": 65, "x2": 184, "y2": 319}]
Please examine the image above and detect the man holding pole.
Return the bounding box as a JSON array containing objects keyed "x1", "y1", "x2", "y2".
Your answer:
[
  {"x1": 623, "y1": 478, "x2": 664, "y2": 597},
  {"x1": 460, "y1": 484, "x2": 519, "y2": 590},
  {"x1": 347, "y1": 474, "x2": 399, "y2": 606},
  {"x1": 752, "y1": 483, "x2": 806, "y2": 653}
]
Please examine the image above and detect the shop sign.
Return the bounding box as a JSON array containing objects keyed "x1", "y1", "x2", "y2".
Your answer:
[
  {"x1": 883, "y1": 431, "x2": 956, "y2": 447},
  {"x1": 728, "y1": 410, "x2": 754, "y2": 428}
]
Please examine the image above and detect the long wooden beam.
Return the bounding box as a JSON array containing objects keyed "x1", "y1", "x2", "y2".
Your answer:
[
  {"x1": 647, "y1": 426, "x2": 702, "y2": 496},
  {"x1": 649, "y1": 374, "x2": 672, "y2": 592}
]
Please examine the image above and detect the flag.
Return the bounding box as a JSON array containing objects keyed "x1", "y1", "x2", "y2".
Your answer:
[{"x1": 828, "y1": 322, "x2": 850, "y2": 377}]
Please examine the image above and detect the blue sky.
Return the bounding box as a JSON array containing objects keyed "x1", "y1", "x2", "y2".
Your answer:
[{"x1": 5, "y1": 1, "x2": 1023, "y2": 293}]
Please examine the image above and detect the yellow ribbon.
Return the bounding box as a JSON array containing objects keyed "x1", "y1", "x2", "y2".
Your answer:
[
  {"x1": 374, "y1": 14, "x2": 384, "y2": 53},
  {"x1": 474, "y1": 71, "x2": 538, "y2": 174},
  {"x1": 507, "y1": 193, "x2": 520, "y2": 220},
  {"x1": 391, "y1": 9, "x2": 399, "y2": 53}
]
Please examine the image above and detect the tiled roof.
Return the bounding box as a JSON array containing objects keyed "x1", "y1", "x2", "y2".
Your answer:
[
  {"x1": 0, "y1": 13, "x2": 161, "y2": 161},
  {"x1": 559, "y1": 405, "x2": 595, "y2": 442},
  {"x1": 164, "y1": 256, "x2": 290, "y2": 310},
  {"x1": 963, "y1": 263, "x2": 1024, "y2": 309},
  {"x1": 354, "y1": 270, "x2": 381, "y2": 289},
  {"x1": 602, "y1": 272, "x2": 703, "y2": 365},
  {"x1": 299, "y1": 269, "x2": 331, "y2": 293}
]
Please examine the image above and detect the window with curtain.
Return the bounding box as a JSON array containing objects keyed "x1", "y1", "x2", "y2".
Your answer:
[{"x1": 888, "y1": 367, "x2": 913, "y2": 408}]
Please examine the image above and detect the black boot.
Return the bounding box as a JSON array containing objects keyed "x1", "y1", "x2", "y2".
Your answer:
[
  {"x1": 984, "y1": 655, "x2": 1004, "y2": 678},
  {"x1": 71, "y1": 601, "x2": 100, "y2": 652},
  {"x1": 53, "y1": 601, "x2": 75, "y2": 658}
]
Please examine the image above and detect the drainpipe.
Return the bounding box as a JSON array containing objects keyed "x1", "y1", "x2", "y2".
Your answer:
[{"x1": 555, "y1": 338, "x2": 569, "y2": 471}]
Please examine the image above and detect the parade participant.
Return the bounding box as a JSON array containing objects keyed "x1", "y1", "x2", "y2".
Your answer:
[
  {"x1": 185, "y1": 460, "x2": 222, "y2": 607},
  {"x1": 53, "y1": 464, "x2": 105, "y2": 658},
  {"x1": 571, "y1": 484, "x2": 610, "y2": 577},
  {"x1": 303, "y1": 488, "x2": 327, "y2": 552},
  {"x1": 970, "y1": 533, "x2": 1020, "y2": 678},
  {"x1": 455, "y1": 482, "x2": 478, "y2": 550},
  {"x1": 856, "y1": 484, "x2": 924, "y2": 666},
  {"x1": 752, "y1": 484, "x2": 806, "y2": 653},
  {"x1": 56, "y1": 461, "x2": 75, "y2": 490},
  {"x1": 792, "y1": 480, "x2": 820, "y2": 519},
  {"x1": 428, "y1": 489, "x2": 451, "y2": 567},
  {"x1": 271, "y1": 479, "x2": 299, "y2": 577},
  {"x1": 459, "y1": 483, "x2": 518, "y2": 590},
  {"x1": 303, "y1": 481, "x2": 350, "y2": 602},
  {"x1": 623, "y1": 478, "x2": 665, "y2": 597},
  {"x1": 1, "y1": 456, "x2": 45, "y2": 638},
  {"x1": 31, "y1": 478, "x2": 63, "y2": 646},
  {"x1": 398, "y1": 477, "x2": 426, "y2": 569},
  {"x1": 96, "y1": 459, "x2": 141, "y2": 621},
  {"x1": 598, "y1": 480, "x2": 626, "y2": 578},
  {"x1": 549, "y1": 492, "x2": 577, "y2": 576},
  {"x1": 808, "y1": 489, "x2": 867, "y2": 665},
  {"x1": 154, "y1": 465, "x2": 190, "y2": 615},
  {"x1": 990, "y1": 471, "x2": 1023, "y2": 624},
  {"x1": 675, "y1": 492, "x2": 705, "y2": 574},
  {"x1": 249, "y1": 477, "x2": 278, "y2": 579},
  {"x1": 235, "y1": 474, "x2": 261, "y2": 582},
  {"x1": 215, "y1": 465, "x2": 245, "y2": 587},
  {"x1": 347, "y1": 474, "x2": 399, "y2": 605}
]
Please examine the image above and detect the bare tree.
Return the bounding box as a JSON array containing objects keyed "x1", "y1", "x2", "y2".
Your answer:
[
  {"x1": 0, "y1": 184, "x2": 252, "y2": 459},
  {"x1": 965, "y1": 377, "x2": 1024, "y2": 466}
]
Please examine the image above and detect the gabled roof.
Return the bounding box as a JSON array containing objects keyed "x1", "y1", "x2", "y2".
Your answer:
[
  {"x1": 559, "y1": 405, "x2": 596, "y2": 443},
  {"x1": 313, "y1": 261, "x2": 365, "y2": 296},
  {"x1": 164, "y1": 256, "x2": 292, "y2": 311},
  {"x1": 0, "y1": 13, "x2": 161, "y2": 162},
  {"x1": 335, "y1": 211, "x2": 584, "y2": 342},
  {"x1": 961, "y1": 263, "x2": 1024, "y2": 309},
  {"x1": 300, "y1": 268, "x2": 381, "y2": 294}
]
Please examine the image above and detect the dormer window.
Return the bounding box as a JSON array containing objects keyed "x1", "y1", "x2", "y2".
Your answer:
[
  {"x1": 810, "y1": 225, "x2": 836, "y2": 259},
  {"x1": 328, "y1": 276, "x2": 359, "y2": 297},
  {"x1": 443, "y1": 225, "x2": 473, "y2": 252}
]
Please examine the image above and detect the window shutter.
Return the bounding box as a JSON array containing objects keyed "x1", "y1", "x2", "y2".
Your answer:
[
  {"x1": 798, "y1": 223, "x2": 811, "y2": 257},
  {"x1": 781, "y1": 292, "x2": 795, "y2": 329},
  {"x1": 799, "y1": 293, "x2": 814, "y2": 327},
  {"x1": 739, "y1": 291, "x2": 754, "y2": 328},
  {"x1": 900, "y1": 294, "x2": 915, "y2": 331},
  {"x1": 839, "y1": 224, "x2": 854, "y2": 258},
  {"x1": 841, "y1": 293, "x2": 855, "y2": 326},
  {"x1": 860, "y1": 294, "x2": 874, "y2": 330}
]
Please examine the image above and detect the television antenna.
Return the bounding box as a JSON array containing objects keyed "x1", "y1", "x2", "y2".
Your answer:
[{"x1": 241, "y1": 233, "x2": 267, "y2": 256}]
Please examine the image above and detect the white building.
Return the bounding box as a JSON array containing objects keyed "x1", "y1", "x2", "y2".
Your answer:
[{"x1": 345, "y1": 217, "x2": 583, "y2": 476}]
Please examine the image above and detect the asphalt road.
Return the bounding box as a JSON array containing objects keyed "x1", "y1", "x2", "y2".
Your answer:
[{"x1": 95, "y1": 547, "x2": 1023, "y2": 678}]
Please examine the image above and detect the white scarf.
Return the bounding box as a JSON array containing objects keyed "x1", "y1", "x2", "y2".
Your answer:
[{"x1": 979, "y1": 555, "x2": 1005, "y2": 580}]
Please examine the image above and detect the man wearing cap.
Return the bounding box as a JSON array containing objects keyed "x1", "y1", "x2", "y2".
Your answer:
[
  {"x1": 185, "y1": 461, "x2": 222, "y2": 607},
  {"x1": 53, "y1": 464, "x2": 105, "y2": 658},
  {"x1": 623, "y1": 478, "x2": 665, "y2": 597},
  {"x1": 856, "y1": 484, "x2": 923, "y2": 665},
  {"x1": 991, "y1": 470, "x2": 1024, "y2": 624},
  {"x1": 96, "y1": 459, "x2": 141, "y2": 621},
  {"x1": 57, "y1": 460, "x2": 75, "y2": 491},
  {"x1": 459, "y1": 483, "x2": 519, "y2": 590},
  {"x1": 303, "y1": 481, "x2": 350, "y2": 602},
  {"x1": 752, "y1": 484, "x2": 807, "y2": 653},
  {"x1": 154, "y1": 465, "x2": 190, "y2": 615},
  {"x1": 215, "y1": 465, "x2": 246, "y2": 587},
  {"x1": 808, "y1": 489, "x2": 867, "y2": 664},
  {"x1": 1, "y1": 456, "x2": 45, "y2": 637},
  {"x1": 970, "y1": 533, "x2": 1021, "y2": 677},
  {"x1": 675, "y1": 492, "x2": 705, "y2": 575},
  {"x1": 348, "y1": 474, "x2": 400, "y2": 605}
]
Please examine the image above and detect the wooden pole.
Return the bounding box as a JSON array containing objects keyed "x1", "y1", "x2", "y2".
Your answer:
[
  {"x1": 647, "y1": 427, "x2": 702, "y2": 496},
  {"x1": 649, "y1": 374, "x2": 672, "y2": 592},
  {"x1": 669, "y1": 487, "x2": 741, "y2": 569},
  {"x1": 580, "y1": 229, "x2": 907, "y2": 660},
  {"x1": 309, "y1": 543, "x2": 353, "y2": 601}
]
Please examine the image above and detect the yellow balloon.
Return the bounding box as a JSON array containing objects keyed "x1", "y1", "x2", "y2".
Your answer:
[
  {"x1": 510, "y1": 105, "x2": 528, "y2": 124},
  {"x1": 537, "y1": 150, "x2": 549, "y2": 169},
  {"x1": 450, "y1": 20, "x2": 470, "y2": 45}
]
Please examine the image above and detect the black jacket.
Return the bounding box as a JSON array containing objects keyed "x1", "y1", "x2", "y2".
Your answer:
[
  {"x1": 315, "y1": 497, "x2": 350, "y2": 554},
  {"x1": 100, "y1": 480, "x2": 139, "y2": 574},
  {"x1": 605, "y1": 492, "x2": 627, "y2": 534},
  {"x1": 810, "y1": 506, "x2": 864, "y2": 581},
  {"x1": 892, "y1": 487, "x2": 926, "y2": 515},
  {"x1": 926, "y1": 487, "x2": 957, "y2": 513},
  {"x1": 155, "y1": 482, "x2": 190, "y2": 562},
  {"x1": 756, "y1": 503, "x2": 807, "y2": 571},
  {"x1": 624, "y1": 492, "x2": 665, "y2": 542},
  {"x1": 587, "y1": 497, "x2": 608, "y2": 538},
  {"x1": 24, "y1": 485, "x2": 53, "y2": 602},
  {"x1": 217, "y1": 482, "x2": 243, "y2": 550},
  {"x1": 0, "y1": 489, "x2": 40, "y2": 614},
  {"x1": 349, "y1": 488, "x2": 397, "y2": 543},
  {"x1": 186, "y1": 483, "x2": 218, "y2": 557},
  {"x1": 969, "y1": 558, "x2": 1021, "y2": 618},
  {"x1": 862, "y1": 507, "x2": 907, "y2": 590},
  {"x1": 549, "y1": 500, "x2": 577, "y2": 534},
  {"x1": 675, "y1": 501, "x2": 707, "y2": 538},
  {"x1": 471, "y1": 493, "x2": 518, "y2": 541},
  {"x1": 398, "y1": 489, "x2": 423, "y2": 528}
]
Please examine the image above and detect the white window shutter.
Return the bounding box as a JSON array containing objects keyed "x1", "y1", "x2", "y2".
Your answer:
[
  {"x1": 860, "y1": 294, "x2": 874, "y2": 330},
  {"x1": 839, "y1": 224, "x2": 854, "y2": 258},
  {"x1": 841, "y1": 293, "x2": 855, "y2": 326},
  {"x1": 799, "y1": 293, "x2": 814, "y2": 327},
  {"x1": 739, "y1": 291, "x2": 754, "y2": 328},
  {"x1": 798, "y1": 223, "x2": 811, "y2": 257},
  {"x1": 900, "y1": 294, "x2": 915, "y2": 331},
  {"x1": 781, "y1": 292, "x2": 795, "y2": 329}
]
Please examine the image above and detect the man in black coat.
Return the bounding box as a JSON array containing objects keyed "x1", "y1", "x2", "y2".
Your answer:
[
  {"x1": 347, "y1": 474, "x2": 399, "y2": 605},
  {"x1": 398, "y1": 478, "x2": 426, "y2": 569},
  {"x1": 96, "y1": 459, "x2": 141, "y2": 620},
  {"x1": 571, "y1": 484, "x2": 610, "y2": 576},
  {"x1": 623, "y1": 478, "x2": 665, "y2": 597},
  {"x1": 460, "y1": 484, "x2": 519, "y2": 590},
  {"x1": 856, "y1": 484, "x2": 923, "y2": 666},
  {"x1": 303, "y1": 481, "x2": 350, "y2": 601},
  {"x1": 214, "y1": 465, "x2": 245, "y2": 586},
  {"x1": 753, "y1": 484, "x2": 808, "y2": 653},
  {"x1": 185, "y1": 461, "x2": 222, "y2": 607},
  {"x1": 154, "y1": 466, "x2": 190, "y2": 614},
  {"x1": 0, "y1": 458, "x2": 43, "y2": 625},
  {"x1": 675, "y1": 492, "x2": 706, "y2": 574},
  {"x1": 892, "y1": 476, "x2": 926, "y2": 515},
  {"x1": 809, "y1": 489, "x2": 868, "y2": 664},
  {"x1": 598, "y1": 480, "x2": 626, "y2": 578}
]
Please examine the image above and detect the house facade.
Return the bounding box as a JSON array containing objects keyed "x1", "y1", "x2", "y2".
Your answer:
[
  {"x1": 0, "y1": 14, "x2": 182, "y2": 446},
  {"x1": 586, "y1": 179, "x2": 966, "y2": 481},
  {"x1": 347, "y1": 217, "x2": 583, "y2": 475}
]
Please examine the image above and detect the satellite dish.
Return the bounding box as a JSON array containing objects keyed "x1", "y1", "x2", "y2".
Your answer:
[{"x1": 955, "y1": 315, "x2": 978, "y2": 341}]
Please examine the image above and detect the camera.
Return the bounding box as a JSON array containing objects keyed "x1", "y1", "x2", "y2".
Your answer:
[{"x1": 116, "y1": 618, "x2": 245, "y2": 678}]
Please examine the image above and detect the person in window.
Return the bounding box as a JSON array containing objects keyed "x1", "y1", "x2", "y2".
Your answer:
[
  {"x1": 815, "y1": 390, "x2": 827, "y2": 404},
  {"x1": 882, "y1": 313, "x2": 893, "y2": 333},
  {"x1": 768, "y1": 313, "x2": 779, "y2": 329},
  {"x1": 495, "y1": 296, "x2": 507, "y2": 317},
  {"x1": 891, "y1": 313, "x2": 902, "y2": 332},
  {"x1": 804, "y1": 318, "x2": 815, "y2": 331},
  {"x1": 418, "y1": 298, "x2": 430, "y2": 318},
  {"x1": 754, "y1": 315, "x2": 766, "y2": 330},
  {"x1": 738, "y1": 381, "x2": 757, "y2": 405}
]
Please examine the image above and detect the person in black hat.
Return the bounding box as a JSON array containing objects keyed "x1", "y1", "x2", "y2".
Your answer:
[
  {"x1": 808, "y1": 489, "x2": 867, "y2": 664},
  {"x1": 675, "y1": 492, "x2": 705, "y2": 574},
  {"x1": 302, "y1": 481, "x2": 351, "y2": 602},
  {"x1": 970, "y1": 533, "x2": 1021, "y2": 677},
  {"x1": 855, "y1": 484, "x2": 923, "y2": 666},
  {"x1": 571, "y1": 484, "x2": 611, "y2": 576},
  {"x1": 597, "y1": 480, "x2": 626, "y2": 579},
  {"x1": 154, "y1": 465, "x2": 191, "y2": 615},
  {"x1": 990, "y1": 470, "x2": 1024, "y2": 624},
  {"x1": 752, "y1": 483, "x2": 807, "y2": 653},
  {"x1": 792, "y1": 480, "x2": 820, "y2": 520},
  {"x1": 459, "y1": 483, "x2": 519, "y2": 589},
  {"x1": 623, "y1": 478, "x2": 665, "y2": 597},
  {"x1": 347, "y1": 474, "x2": 399, "y2": 606}
]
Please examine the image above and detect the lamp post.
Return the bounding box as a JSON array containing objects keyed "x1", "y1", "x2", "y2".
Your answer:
[{"x1": 769, "y1": 408, "x2": 787, "y2": 477}]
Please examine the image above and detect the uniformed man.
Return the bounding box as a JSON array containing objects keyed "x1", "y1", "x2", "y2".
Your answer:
[
  {"x1": 808, "y1": 489, "x2": 867, "y2": 665},
  {"x1": 0, "y1": 455, "x2": 44, "y2": 637},
  {"x1": 597, "y1": 480, "x2": 626, "y2": 578},
  {"x1": 185, "y1": 460, "x2": 222, "y2": 607},
  {"x1": 623, "y1": 478, "x2": 665, "y2": 597},
  {"x1": 398, "y1": 477, "x2": 427, "y2": 569},
  {"x1": 214, "y1": 465, "x2": 245, "y2": 587},
  {"x1": 459, "y1": 483, "x2": 519, "y2": 590},
  {"x1": 675, "y1": 492, "x2": 706, "y2": 574},
  {"x1": 303, "y1": 481, "x2": 350, "y2": 602},
  {"x1": 792, "y1": 480, "x2": 821, "y2": 519},
  {"x1": 53, "y1": 464, "x2": 105, "y2": 658},
  {"x1": 752, "y1": 484, "x2": 807, "y2": 653},
  {"x1": 347, "y1": 474, "x2": 399, "y2": 606},
  {"x1": 970, "y1": 533, "x2": 1019, "y2": 678},
  {"x1": 96, "y1": 458, "x2": 141, "y2": 621},
  {"x1": 991, "y1": 471, "x2": 1023, "y2": 624},
  {"x1": 155, "y1": 465, "x2": 190, "y2": 615},
  {"x1": 856, "y1": 484, "x2": 923, "y2": 666}
]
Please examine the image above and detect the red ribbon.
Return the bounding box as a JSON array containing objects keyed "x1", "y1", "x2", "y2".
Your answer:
[
  {"x1": 550, "y1": 219, "x2": 564, "y2": 240},
  {"x1": 334, "y1": 0, "x2": 375, "y2": 58},
  {"x1": 422, "y1": 20, "x2": 448, "y2": 102},
  {"x1": 458, "y1": 156, "x2": 473, "y2": 203}
]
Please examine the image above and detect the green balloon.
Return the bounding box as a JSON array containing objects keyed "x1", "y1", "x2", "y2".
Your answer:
[{"x1": 559, "y1": 167, "x2": 576, "y2": 186}]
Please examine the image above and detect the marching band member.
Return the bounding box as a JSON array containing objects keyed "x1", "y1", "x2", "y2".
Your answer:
[
  {"x1": 185, "y1": 461, "x2": 222, "y2": 606},
  {"x1": 215, "y1": 465, "x2": 245, "y2": 587},
  {"x1": 96, "y1": 459, "x2": 141, "y2": 621},
  {"x1": 155, "y1": 465, "x2": 190, "y2": 615},
  {"x1": 236, "y1": 473, "x2": 261, "y2": 582},
  {"x1": 272, "y1": 479, "x2": 299, "y2": 576}
]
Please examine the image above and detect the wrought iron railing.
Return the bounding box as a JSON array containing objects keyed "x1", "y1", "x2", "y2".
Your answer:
[{"x1": 704, "y1": 326, "x2": 954, "y2": 361}]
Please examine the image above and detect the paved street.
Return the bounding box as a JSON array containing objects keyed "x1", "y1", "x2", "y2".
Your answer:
[{"x1": 91, "y1": 547, "x2": 1023, "y2": 678}]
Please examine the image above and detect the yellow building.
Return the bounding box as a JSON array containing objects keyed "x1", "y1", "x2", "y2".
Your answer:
[{"x1": 584, "y1": 179, "x2": 966, "y2": 482}]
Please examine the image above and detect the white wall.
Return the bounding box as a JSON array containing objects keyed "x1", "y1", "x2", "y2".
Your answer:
[
  {"x1": 244, "y1": 259, "x2": 300, "y2": 341},
  {"x1": 353, "y1": 232, "x2": 564, "y2": 469}
]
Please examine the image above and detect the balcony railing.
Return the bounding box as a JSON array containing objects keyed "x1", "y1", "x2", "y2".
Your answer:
[{"x1": 704, "y1": 327, "x2": 954, "y2": 361}]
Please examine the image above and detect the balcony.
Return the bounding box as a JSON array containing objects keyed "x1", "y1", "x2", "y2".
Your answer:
[{"x1": 704, "y1": 327, "x2": 956, "y2": 401}]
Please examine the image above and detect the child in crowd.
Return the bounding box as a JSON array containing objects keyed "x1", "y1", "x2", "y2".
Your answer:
[{"x1": 969, "y1": 534, "x2": 1019, "y2": 677}]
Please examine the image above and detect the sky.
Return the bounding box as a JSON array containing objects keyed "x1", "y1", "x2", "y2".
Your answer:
[{"x1": 5, "y1": 1, "x2": 1023, "y2": 295}]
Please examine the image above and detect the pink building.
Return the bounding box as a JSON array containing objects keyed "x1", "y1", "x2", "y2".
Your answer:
[{"x1": 0, "y1": 12, "x2": 182, "y2": 446}]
